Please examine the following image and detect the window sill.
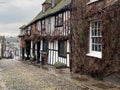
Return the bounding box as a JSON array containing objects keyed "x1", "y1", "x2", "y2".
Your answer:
[
  {"x1": 87, "y1": 0, "x2": 99, "y2": 5},
  {"x1": 86, "y1": 52, "x2": 102, "y2": 59}
]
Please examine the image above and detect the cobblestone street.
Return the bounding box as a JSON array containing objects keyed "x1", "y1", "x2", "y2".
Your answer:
[{"x1": 0, "y1": 59, "x2": 88, "y2": 90}]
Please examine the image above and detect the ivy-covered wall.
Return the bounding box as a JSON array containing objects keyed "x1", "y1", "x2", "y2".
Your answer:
[{"x1": 71, "y1": 0, "x2": 120, "y2": 78}]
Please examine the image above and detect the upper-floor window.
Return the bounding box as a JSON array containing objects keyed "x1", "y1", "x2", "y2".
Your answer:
[
  {"x1": 41, "y1": 20, "x2": 45, "y2": 30},
  {"x1": 42, "y1": 5, "x2": 45, "y2": 12},
  {"x1": 26, "y1": 28, "x2": 31, "y2": 36},
  {"x1": 48, "y1": 18, "x2": 51, "y2": 33},
  {"x1": 55, "y1": 13, "x2": 63, "y2": 27},
  {"x1": 37, "y1": 21, "x2": 41, "y2": 31},
  {"x1": 51, "y1": 0, "x2": 55, "y2": 7},
  {"x1": 22, "y1": 30, "x2": 25, "y2": 35},
  {"x1": 87, "y1": 20, "x2": 102, "y2": 58}
]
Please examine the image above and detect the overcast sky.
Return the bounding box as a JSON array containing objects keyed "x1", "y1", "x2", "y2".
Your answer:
[{"x1": 0, "y1": 0, "x2": 45, "y2": 36}]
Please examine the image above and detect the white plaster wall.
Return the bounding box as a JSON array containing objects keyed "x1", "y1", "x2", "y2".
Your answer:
[
  {"x1": 46, "y1": 18, "x2": 51, "y2": 33},
  {"x1": 37, "y1": 21, "x2": 41, "y2": 31},
  {"x1": 35, "y1": 44, "x2": 37, "y2": 57},
  {"x1": 31, "y1": 41, "x2": 33, "y2": 57},
  {"x1": 0, "y1": 43, "x2": 1, "y2": 57},
  {"x1": 48, "y1": 40, "x2": 70, "y2": 67},
  {"x1": 40, "y1": 40, "x2": 43, "y2": 61},
  {"x1": 51, "y1": 17, "x2": 55, "y2": 35},
  {"x1": 67, "y1": 40, "x2": 70, "y2": 67}
]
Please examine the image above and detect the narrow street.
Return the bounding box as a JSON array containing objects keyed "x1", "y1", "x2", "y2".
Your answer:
[{"x1": 0, "y1": 59, "x2": 86, "y2": 90}]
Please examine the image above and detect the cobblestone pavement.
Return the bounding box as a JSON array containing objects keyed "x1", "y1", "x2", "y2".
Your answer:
[{"x1": 0, "y1": 59, "x2": 88, "y2": 90}]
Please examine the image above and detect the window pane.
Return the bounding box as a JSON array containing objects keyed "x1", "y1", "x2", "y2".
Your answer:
[
  {"x1": 90, "y1": 21, "x2": 102, "y2": 52},
  {"x1": 92, "y1": 37, "x2": 94, "y2": 43},
  {"x1": 92, "y1": 44, "x2": 95, "y2": 51},
  {"x1": 94, "y1": 29, "x2": 97, "y2": 36},
  {"x1": 92, "y1": 29, "x2": 94, "y2": 36},
  {"x1": 43, "y1": 40, "x2": 48, "y2": 53},
  {"x1": 98, "y1": 45, "x2": 102, "y2": 52},
  {"x1": 95, "y1": 45, "x2": 98, "y2": 51},
  {"x1": 98, "y1": 29, "x2": 101, "y2": 36},
  {"x1": 97, "y1": 21, "x2": 100, "y2": 27},
  {"x1": 55, "y1": 13, "x2": 63, "y2": 26}
]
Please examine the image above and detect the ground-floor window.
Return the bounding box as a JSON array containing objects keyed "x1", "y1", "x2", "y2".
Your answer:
[
  {"x1": 43, "y1": 40, "x2": 48, "y2": 53},
  {"x1": 87, "y1": 20, "x2": 102, "y2": 58},
  {"x1": 58, "y1": 40, "x2": 67, "y2": 58}
]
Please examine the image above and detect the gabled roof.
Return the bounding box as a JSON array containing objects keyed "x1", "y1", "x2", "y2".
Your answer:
[{"x1": 26, "y1": 0, "x2": 71, "y2": 27}]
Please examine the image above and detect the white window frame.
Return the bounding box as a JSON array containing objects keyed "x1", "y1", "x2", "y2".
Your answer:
[
  {"x1": 87, "y1": 20, "x2": 102, "y2": 58},
  {"x1": 87, "y1": 0, "x2": 99, "y2": 5}
]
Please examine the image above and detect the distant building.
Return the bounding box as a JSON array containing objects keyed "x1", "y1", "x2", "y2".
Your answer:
[
  {"x1": 5, "y1": 36, "x2": 19, "y2": 60},
  {"x1": 0, "y1": 36, "x2": 6, "y2": 59}
]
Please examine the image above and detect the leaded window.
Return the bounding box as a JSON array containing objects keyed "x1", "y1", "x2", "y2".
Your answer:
[
  {"x1": 58, "y1": 40, "x2": 67, "y2": 57},
  {"x1": 43, "y1": 40, "x2": 48, "y2": 53},
  {"x1": 55, "y1": 13, "x2": 63, "y2": 27}
]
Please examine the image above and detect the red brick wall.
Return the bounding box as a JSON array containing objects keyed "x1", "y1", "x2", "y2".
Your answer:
[{"x1": 71, "y1": 0, "x2": 120, "y2": 78}]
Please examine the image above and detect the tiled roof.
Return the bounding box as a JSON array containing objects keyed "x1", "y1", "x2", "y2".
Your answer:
[{"x1": 26, "y1": 0, "x2": 71, "y2": 27}]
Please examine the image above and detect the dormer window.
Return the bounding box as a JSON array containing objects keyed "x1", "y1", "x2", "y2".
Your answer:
[
  {"x1": 42, "y1": 5, "x2": 45, "y2": 12},
  {"x1": 51, "y1": 0, "x2": 55, "y2": 7}
]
